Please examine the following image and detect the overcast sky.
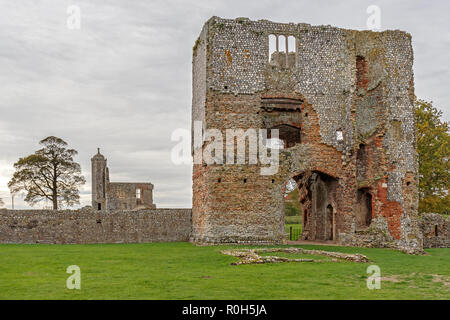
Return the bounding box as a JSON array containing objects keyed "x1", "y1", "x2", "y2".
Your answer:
[{"x1": 0, "y1": 0, "x2": 448, "y2": 209}]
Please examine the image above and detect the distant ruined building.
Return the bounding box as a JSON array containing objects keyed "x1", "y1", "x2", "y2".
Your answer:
[
  {"x1": 191, "y1": 17, "x2": 423, "y2": 253},
  {"x1": 91, "y1": 149, "x2": 156, "y2": 211}
]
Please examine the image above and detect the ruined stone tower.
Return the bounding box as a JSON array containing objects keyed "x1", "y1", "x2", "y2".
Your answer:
[
  {"x1": 91, "y1": 149, "x2": 156, "y2": 211},
  {"x1": 191, "y1": 17, "x2": 422, "y2": 253},
  {"x1": 91, "y1": 148, "x2": 107, "y2": 211}
]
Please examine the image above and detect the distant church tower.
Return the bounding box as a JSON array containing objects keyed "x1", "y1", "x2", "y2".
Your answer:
[{"x1": 91, "y1": 148, "x2": 108, "y2": 210}]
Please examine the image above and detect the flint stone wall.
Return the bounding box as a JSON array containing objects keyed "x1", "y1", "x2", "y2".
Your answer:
[
  {"x1": 420, "y1": 213, "x2": 450, "y2": 248},
  {"x1": 0, "y1": 208, "x2": 191, "y2": 244},
  {"x1": 192, "y1": 17, "x2": 421, "y2": 253}
]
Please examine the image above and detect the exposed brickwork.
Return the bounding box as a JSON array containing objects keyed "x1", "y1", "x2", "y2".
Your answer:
[
  {"x1": 191, "y1": 17, "x2": 422, "y2": 253},
  {"x1": 0, "y1": 208, "x2": 191, "y2": 244}
]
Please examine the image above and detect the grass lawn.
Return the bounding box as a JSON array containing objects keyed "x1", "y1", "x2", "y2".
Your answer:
[
  {"x1": 0, "y1": 242, "x2": 448, "y2": 300},
  {"x1": 285, "y1": 224, "x2": 302, "y2": 241},
  {"x1": 285, "y1": 215, "x2": 302, "y2": 224},
  {"x1": 285, "y1": 224, "x2": 302, "y2": 233}
]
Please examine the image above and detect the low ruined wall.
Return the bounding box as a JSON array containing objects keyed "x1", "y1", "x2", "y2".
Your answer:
[
  {"x1": 338, "y1": 216, "x2": 424, "y2": 254},
  {"x1": 0, "y1": 208, "x2": 192, "y2": 244},
  {"x1": 420, "y1": 213, "x2": 450, "y2": 248}
]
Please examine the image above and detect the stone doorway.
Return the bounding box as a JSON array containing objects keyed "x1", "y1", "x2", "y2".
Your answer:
[
  {"x1": 284, "y1": 178, "x2": 303, "y2": 241},
  {"x1": 355, "y1": 188, "x2": 372, "y2": 230},
  {"x1": 294, "y1": 171, "x2": 338, "y2": 241}
]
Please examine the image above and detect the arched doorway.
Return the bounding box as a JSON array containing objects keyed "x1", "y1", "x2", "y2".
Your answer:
[
  {"x1": 284, "y1": 170, "x2": 338, "y2": 242},
  {"x1": 284, "y1": 178, "x2": 303, "y2": 240}
]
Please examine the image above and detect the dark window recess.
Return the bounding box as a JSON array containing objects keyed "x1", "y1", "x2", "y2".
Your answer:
[
  {"x1": 268, "y1": 124, "x2": 301, "y2": 148},
  {"x1": 96, "y1": 219, "x2": 102, "y2": 224},
  {"x1": 326, "y1": 205, "x2": 333, "y2": 240},
  {"x1": 243, "y1": 178, "x2": 247, "y2": 183},
  {"x1": 357, "y1": 144, "x2": 366, "y2": 160},
  {"x1": 356, "y1": 144, "x2": 367, "y2": 180},
  {"x1": 97, "y1": 203, "x2": 101, "y2": 211},
  {"x1": 357, "y1": 189, "x2": 372, "y2": 227}
]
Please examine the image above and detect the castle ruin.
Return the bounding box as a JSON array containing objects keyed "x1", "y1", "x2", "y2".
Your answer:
[
  {"x1": 191, "y1": 17, "x2": 422, "y2": 253},
  {"x1": 91, "y1": 149, "x2": 156, "y2": 211},
  {"x1": 1, "y1": 17, "x2": 445, "y2": 252}
]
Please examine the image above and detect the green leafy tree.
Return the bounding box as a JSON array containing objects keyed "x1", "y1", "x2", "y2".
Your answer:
[
  {"x1": 285, "y1": 187, "x2": 302, "y2": 216},
  {"x1": 8, "y1": 136, "x2": 86, "y2": 210},
  {"x1": 415, "y1": 100, "x2": 449, "y2": 215}
]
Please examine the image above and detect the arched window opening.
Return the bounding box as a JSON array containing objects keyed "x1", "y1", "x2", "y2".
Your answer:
[
  {"x1": 288, "y1": 36, "x2": 296, "y2": 53},
  {"x1": 356, "y1": 188, "x2": 372, "y2": 229},
  {"x1": 268, "y1": 34, "x2": 297, "y2": 68},
  {"x1": 268, "y1": 34, "x2": 277, "y2": 62}
]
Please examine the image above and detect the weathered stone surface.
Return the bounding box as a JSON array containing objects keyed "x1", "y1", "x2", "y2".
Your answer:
[
  {"x1": 221, "y1": 247, "x2": 369, "y2": 265},
  {"x1": 420, "y1": 213, "x2": 450, "y2": 248},
  {"x1": 0, "y1": 209, "x2": 191, "y2": 244}
]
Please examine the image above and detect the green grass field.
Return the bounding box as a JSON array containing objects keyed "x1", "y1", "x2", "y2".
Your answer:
[
  {"x1": 0, "y1": 242, "x2": 448, "y2": 300},
  {"x1": 285, "y1": 224, "x2": 302, "y2": 240},
  {"x1": 284, "y1": 215, "x2": 302, "y2": 224}
]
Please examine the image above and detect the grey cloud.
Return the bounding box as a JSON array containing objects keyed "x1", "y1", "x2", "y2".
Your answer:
[{"x1": 0, "y1": 0, "x2": 448, "y2": 209}]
